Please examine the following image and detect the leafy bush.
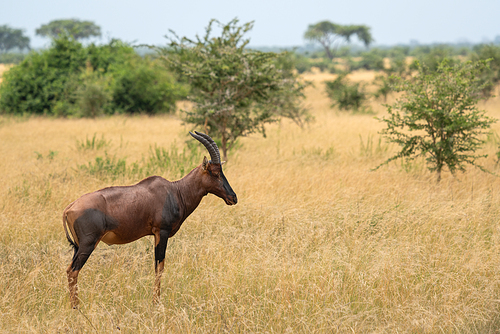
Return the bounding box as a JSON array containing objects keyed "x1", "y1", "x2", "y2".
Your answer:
[
  {"x1": 294, "y1": 57, "x2": 313, "y2": 74},
  {"x1": 276, "y1": 52, "x2": 337, "y2": 74},
  {"x1": 279, "y1": 52, "x2": 313, "y2": 74},
  {"x1": 372, "y1": 74, "x2": 396, "y2": 102},
  {"x1": 410, "y1": 45, "x2": 458, "y2": 72},
  {"x1": 386, "y1": 46, "x2": 410, "y2": 58},
  {"x1": 0, "y1": 36, "x2": 185, "y2": 116},
  {"x1": 351, "y1": 48, "x2": 385, "y2": 71},
  {"x1": 372, "y1": 54, "x2": 411, "y2": 102},
  {"x1": 376, "y1": 60, "x2": 496, "y2": 182},
  {"x1": 470, "y1": 44, "x2": 500, "y2": 98},
  {"x1": 74, "y1": 68, "x2": 113, "y2": 117},
  {"x1": 111, "y1": 58, "x2": 187, "y2": 114},
  {"x1": 0, "y1": 37, "x2": 86, "y2": 115},
  {"x1": 161, "y1": 19, "x2": 310, "y2": 160},
  {"x1": 325, "y1": 73, "x2": 371, "y2": 112}
]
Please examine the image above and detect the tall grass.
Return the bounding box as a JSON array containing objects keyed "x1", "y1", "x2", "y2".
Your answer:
[
  {"x1": 2, "y1": 72, "x2": 500, "y2": 332},
  {"x1": 76, "y1": 133, "x2": 111, "y2": 151}
]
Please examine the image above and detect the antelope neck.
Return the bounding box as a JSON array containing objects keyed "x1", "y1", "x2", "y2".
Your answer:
[{"x1": 173, "y1": 166, "x2": 207, "y2": 218}]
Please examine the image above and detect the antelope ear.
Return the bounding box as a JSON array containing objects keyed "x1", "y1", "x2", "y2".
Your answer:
[
  {"x1": 221, "y1": 161, "x2": 226, "y2": 165},
  {"x1": 202, "y1": 156, "x2": 209, "y2": 170}
]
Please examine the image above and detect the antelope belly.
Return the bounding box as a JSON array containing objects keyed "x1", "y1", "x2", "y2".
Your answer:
[{"x1": 101, "y1": 231, "x2": 122, "y2": 245}]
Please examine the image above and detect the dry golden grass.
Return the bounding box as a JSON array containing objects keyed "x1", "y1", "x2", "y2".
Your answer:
[{"x1": 3, "y1": 72, "x2": 500, "y2": 332}]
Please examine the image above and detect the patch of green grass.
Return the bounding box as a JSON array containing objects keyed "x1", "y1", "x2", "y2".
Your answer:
[
  {"x1": 144, "y1": 141, "x2": 201, "y2": 178},
  {"x1": 77, "y1": 152, "x2": 127, "y2": 180},
  {"x1": 76, "y1": 133, "x2": 111, "y2": 151},
  {"x1": 34, "y1": 150, "x2": 58, "y2": 161},
  {"x1": 359, "y1": 134, "x2": 388, "y2": 158},
  {"x1": 76, "y1": 141, "x2": 202, "y2": 181}
]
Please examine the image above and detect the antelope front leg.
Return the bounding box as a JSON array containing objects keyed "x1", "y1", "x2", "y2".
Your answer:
[{"x1": 153, "y1": 229, "x2": 169, "y2": 303}]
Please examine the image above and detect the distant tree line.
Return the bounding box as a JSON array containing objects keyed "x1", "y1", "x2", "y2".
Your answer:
[
  {"x1": 0, "y1": 36, "x2": 187, "y2": 116},
  {"x1": 2, "y1": 17, "x2": 500, "y2": 168},
  {"x1": 0, "y1": 19, "x2": 310, "y2": 161},
  {"x1": 36, "y1": 19, "x2": 101, "y2": 41},
  {"x1": 0, "y1": 19, "x2": 101, "y2": 64}
]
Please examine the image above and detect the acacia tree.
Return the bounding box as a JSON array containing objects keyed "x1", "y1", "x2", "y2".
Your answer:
[
  {"x1": 159, "y1": 19, "x2": 309, "y2": 160},
  {"x1": 376, "y1": 59, "x2": 496, "y2": 182},
  {"x1": 304, "y1": 21, "x2": 373, "y2": 60},
  {"x1": 36, "y1": 19, "x2": 101, "y2": 40},
  {"x1": 0, "y1": 25, "x2": 30, "y2": 53}
]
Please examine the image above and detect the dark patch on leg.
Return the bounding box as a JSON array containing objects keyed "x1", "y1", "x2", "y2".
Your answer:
[
  {"x1": 70, "y1": 237, "x2": 100, "y2": 271},
  {"x1": 66, "y1": 208, "x2": 120, "y2": 307},
  {"x1": 154, "y1": 229, "x2": 170, "y2": 302},
  {"x1": 154, "y1": 229, "x2": 170, "y2": 270},
  {"x1": 161, "y1": 192, "x2": 180, "y2": 232},
  {"x1": 70, "y1": 208, "x2": 118, "y2": 271},
  {"x1": 75, "y1": 208, "x2": 119, "y2": 233}
]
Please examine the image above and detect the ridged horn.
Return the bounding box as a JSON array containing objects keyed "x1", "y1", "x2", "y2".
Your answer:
[{"x1": 189, "y1": 131, "x2": 221, "y2": 164}]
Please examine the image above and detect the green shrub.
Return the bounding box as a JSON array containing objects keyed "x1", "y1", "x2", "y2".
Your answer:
[
  {"x1": 86, "y1": 39, "x2": 135, "y2": 72},
  {"x1": 74, "y1": 68, "x2": 113, "y2": 117},
  {"x1": 277, "y1": 52, "x2": 314, "y2": 74},
  {"x1": 0, "y1": 37, "x2": 86, "y2": 115},
  {"x1": 376, "y1": 60, "x2": 496, "y2": 182},
  {"x1": 470, "y1": 44, "x2": 500, "y2": 98},
  {"x1": 411, "y1": 45, "x2": 458, "y2": 72},
  {"x1": 294, "y1": 57, "x2": 313, "y2": 74},
  {"x1": 0, "y1": 36, "x2": 185, "y2": 116},
  {"x1": 352, "y1": 48, "x2": 385, "y2": 71},
  {"x1": 372, "y1": 74, "x2": 395, "y2": 102},
  {"x1": 312, "y1": 58, "x2": 332, "y2": 72},
  {"x1": 325, "y1": 73, "x2": 371, "y2": 112},
  {"x1": 111, "y1": 58, "x2": 187, "y2": 114},
  {"x1": 278, "y1": 52, "x2": 338, "y2": 74}
]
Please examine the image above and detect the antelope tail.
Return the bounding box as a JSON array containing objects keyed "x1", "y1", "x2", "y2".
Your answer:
[{"x1": 62, "y1": 209, "x2": 78, "y2": 252}]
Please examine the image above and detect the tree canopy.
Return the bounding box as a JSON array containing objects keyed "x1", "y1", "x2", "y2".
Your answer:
[
  {"x1": 304, "y1": 21, "x2": 373, "y2": 59},
  {"x1": 36, "y1": 19, "x2": 101, "y2": 40},
  {"x1": 159, "y1": 19, "x2": 310, "y2": 160},
  {"x1": 0, "y1": 25, "x2": 30, "y2": 53}
]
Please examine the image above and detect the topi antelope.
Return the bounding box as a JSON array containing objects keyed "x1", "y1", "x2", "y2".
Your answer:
[{"x1": 63, "y1": 131, "x2": 237, "y2": 308}]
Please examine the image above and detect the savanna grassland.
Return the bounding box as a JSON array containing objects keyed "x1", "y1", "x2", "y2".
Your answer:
[{"x1": 3, "y1": 70, "x2": 500, "y2": 333}]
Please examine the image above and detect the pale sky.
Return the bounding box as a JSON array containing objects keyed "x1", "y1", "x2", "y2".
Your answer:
[{"x1": 2, "y1": 0, "x2": 500, "y2": 49}]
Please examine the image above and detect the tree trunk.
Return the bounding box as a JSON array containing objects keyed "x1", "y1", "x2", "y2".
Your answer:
[{"x1": 324, "y1": 46, "x2": 334, "y2": 60}]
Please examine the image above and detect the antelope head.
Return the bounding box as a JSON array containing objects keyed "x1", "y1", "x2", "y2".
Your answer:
[{"x1": 190, "y1": 131, "x2": 237, "y2": 205}]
